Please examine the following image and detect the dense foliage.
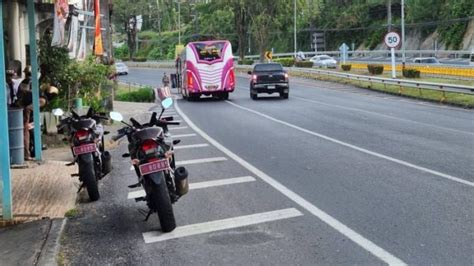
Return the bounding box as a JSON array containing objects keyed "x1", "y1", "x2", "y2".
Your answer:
[
  {"x1": 115, "y1": 87, "x2": 155, "y2": 102},
  {"x1": 112, "y1": 0, "x2": 472, "y2": 60},
  {"x1": 39, "y1": 33, "x2": 113, "y2": 111}
]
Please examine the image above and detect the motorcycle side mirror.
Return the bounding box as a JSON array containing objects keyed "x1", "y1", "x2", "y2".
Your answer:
[
  {"x1": 161, "y1": 97, "x2": 173, "y2": 110},
  {"x1": 173, "y1": 140, "x2": 181, "y2": 145},
  {"x1": 52, "y1": 108, "x2": 64, "y2": 117},
  {"x1": 109, "y1": 111, "x2": 123, "y2": 122}
]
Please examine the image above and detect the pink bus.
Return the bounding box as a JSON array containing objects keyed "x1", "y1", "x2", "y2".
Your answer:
[{"x1": 178, "y1": 40, "x2": 235, "y2": 101}]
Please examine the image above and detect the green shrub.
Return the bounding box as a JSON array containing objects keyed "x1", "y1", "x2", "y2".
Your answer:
[
  {"x1": 341, "y1": 64, "x2": 352, "y2": 71},
  {"x1": 367, "y1": 64, "x2": 384, "y2": 75},
  {"x1": 116, "y1": 88, "x2": 154, "y2": 102},
  {"x1": 114, "y1": 44, "x2": 129, "y2": 59},
  {"x1": 402, "y1": 68, "x2": 421, "y2": 78},
  {"x1": 132, "y1": 57, "x2": 147, "y2": 62},
  {"x1": 121, "y1": 57, "x2": 130, "y2": 62},
  {"x1": 274, "y1": 57, "x2": 295, "y2": 67},
  {"x1": 238, "y1": 59, "x2": 254, "y2": 65},
  {"x1": 295, "y1": 61, "x2": 313, "y2": 68}
]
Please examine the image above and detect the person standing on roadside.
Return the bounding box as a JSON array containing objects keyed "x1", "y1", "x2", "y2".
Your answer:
[{"x1": 162, "y1": 72, "x2": 170, "y2": 88}]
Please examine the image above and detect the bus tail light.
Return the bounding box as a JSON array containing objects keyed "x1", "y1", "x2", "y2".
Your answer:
[{"x1": 187, "y1": 73, "x2": 193, "y2": 88}]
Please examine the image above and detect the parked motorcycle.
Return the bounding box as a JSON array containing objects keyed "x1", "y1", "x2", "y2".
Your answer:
[
  {"x1": 109, "y1": 93, "x2": 188, "y2": 232},
  {"x1": 53, "y1": 107, "x2": 112, "y2": 201}
]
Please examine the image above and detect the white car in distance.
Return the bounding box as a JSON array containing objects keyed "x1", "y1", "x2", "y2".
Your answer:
[
  {"x1": 115, "y1": 62, "x2": 129, "y2": 75},
  {"x1": 310, "y1": 55, "x2": 338, "y2": 68}
]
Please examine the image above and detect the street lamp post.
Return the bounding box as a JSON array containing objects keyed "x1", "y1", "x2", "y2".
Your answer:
[
  {"x1": 178, "y1": 0, "x2": 181, "y2": 44},
  {"x1": 401, "y1": 0, "x2": 406, "y2": 68},
  {"x1": 293, "y1": 0, "x2": 297, "y2": 58}
]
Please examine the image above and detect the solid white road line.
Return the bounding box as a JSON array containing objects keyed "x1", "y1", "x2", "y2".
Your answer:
[
  {"x1": 176, "y1": 157, "x2": 227, "y2": 166},
  {"x1": 169, "y1": 126, "x2": 188, "y2": 130},
  {"x1": 172, "y1": 133, "x2": 197, "y2": 138},
  {"x1": 225, "y1": 100, "x2": 474, "y2": 188},
  {"x1": 238, "y1": 85, "x2": 474, "y2": 135},
  {"x1": 142, "y1": 208, "x2": 303, "y2": 243},
  {"x1": 175, "y1": 101, "x2": 406, "y2": 265},
  {"x1": 291, "y1": 95, "x2": 474, "y2": 136},
  {"x1": 174, "y1": 143, "x2": 209, "y2": 150},
  {"x1": 128, "y1": 176, "x2": 256, "y2": 199}
]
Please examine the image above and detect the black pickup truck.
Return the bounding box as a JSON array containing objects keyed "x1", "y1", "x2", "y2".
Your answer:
[{"x1": 248, "y1": 63, "x2": 289, "y2": 100}]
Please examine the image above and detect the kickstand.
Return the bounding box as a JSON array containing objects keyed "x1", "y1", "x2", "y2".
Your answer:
[
  {"x1": 77, "y1": 183, "x2": 84, "y2": 193},
  {"x1": 137, "y1": 209, "x2": 153, "y2": 222},
  {"x1": 144, "y1": 210, "x2": 153, "y2": 221}
]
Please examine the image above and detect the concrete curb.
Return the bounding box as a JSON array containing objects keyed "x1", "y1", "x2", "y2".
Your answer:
[{"x1": 36, "y1": 218, "x2": 67, "y2": 266}]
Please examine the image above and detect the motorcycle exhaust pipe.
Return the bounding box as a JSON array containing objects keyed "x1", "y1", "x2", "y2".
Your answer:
[{"x1": 174, "y1": 166, "x2": 189, "y2": 196}]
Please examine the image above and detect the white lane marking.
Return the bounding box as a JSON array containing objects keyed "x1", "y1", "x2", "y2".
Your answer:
[
  {"x1": 225, "y1": 100, "x2": 474, "y2": 188},
  {"x1": 174, "y1": 143, "x2": 209, "y2": 150},
  {"x1": 143, "y1": 208, "x2": 303, "y2": 243},
  {"x1": 177, "y1": 157, "x2": 227, "y2": 166},
  {"x1": 172, "y1": 133, "x2": 197, "y2": 138},
  {"x1": 128, "y1": 176, "x2": 256, "y2": 199},
  {"x1": 291, "y1": 95, "x2": 474, "y2": 136},
  {"x1": 169, "y1": 126, "x2": 189, "y2": 130},
  {"x1": 175, "y1": 101, "x2": 406, "y2": 265}
]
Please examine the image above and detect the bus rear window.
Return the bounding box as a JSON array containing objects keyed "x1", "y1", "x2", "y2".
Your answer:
[{"x1": 195, "y1": 42, "x2": 225, "y2": 61}]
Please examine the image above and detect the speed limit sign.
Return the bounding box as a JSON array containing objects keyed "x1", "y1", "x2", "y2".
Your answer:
[{"x1": 384, "y1": 31, "x2": 401, "y2": 48}]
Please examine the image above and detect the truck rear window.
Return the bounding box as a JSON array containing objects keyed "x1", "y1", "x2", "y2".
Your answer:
[{"x1": 254, "y1": 64, "x2": 283, "y2": 72}]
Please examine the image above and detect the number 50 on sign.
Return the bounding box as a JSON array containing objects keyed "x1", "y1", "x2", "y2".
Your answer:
[{"x1": 384, "y1": 32, "x2": 401, "y2": 48}]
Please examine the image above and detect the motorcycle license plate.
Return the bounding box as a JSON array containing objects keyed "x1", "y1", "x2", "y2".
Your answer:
[
  {"x1": 267, "y1": 85, "x2": 276, "y2": 89},
  {"x1": 73, "y1": 143, "x2": 97, "y2": 156},
  {"x1": 139, "y1": 159, "x2": 170, "y2": 176}
]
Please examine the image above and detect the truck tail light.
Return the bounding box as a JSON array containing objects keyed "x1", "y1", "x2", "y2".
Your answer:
[
  {"x1": 252, "y1": 74, "x2": 257, "y2": 82},
  {"x1": 284, "y1": 73, "x2": 289, "y2": 81}
]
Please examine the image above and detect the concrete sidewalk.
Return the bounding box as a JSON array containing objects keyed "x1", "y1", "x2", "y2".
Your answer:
[{"x1": 0, "y1": 149, "x2": 77, "y2": 266}]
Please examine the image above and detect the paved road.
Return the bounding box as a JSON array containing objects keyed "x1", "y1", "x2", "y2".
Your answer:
[{"x1": 61, "y1": 68, "x2": 473, "y2": 265}]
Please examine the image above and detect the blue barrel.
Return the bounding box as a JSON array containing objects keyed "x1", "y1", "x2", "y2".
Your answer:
[{"x1": 8, "y1": 108, "x2": 24, "y2": 165}]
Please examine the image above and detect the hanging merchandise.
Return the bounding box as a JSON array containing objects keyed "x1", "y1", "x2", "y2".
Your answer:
[
  {"x1": 94, "y1": 0, "x2": 103, "y2": 56},
  {"x1": 67, "y1": 0, "x2": 82, "y2": 58},
  {"x1": 51, "y1": 0, "x2": 69, "y2": 47},
  {"x1": 77, "y1": 0, "x2": 91, "y2": 60}
]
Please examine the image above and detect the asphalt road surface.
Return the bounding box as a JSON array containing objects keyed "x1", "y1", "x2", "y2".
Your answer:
[{"x1": 60, "y1": 67, "x2": 473, "y2": 265}]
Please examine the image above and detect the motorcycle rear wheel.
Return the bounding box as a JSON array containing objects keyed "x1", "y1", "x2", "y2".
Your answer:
[
  {"x1": 150, "y1": 177, "x2": 176, "y2": 232},
  {"x1": 79, "y1": 154, "x2": 100, "y2": 201}
]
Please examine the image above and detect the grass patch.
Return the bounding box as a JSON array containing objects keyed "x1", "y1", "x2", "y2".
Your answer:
[
  {"x1": 115, "y1": 84, "x2": 155, "y2": 103},
  {"x1": 64, "y1": 208, "x2": 78, "y2": 218},
  {"x1": 289, "y1": 70, "x2": 474, "y2": 108}
]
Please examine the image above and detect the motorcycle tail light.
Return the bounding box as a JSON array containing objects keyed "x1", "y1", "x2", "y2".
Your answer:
[
  {"x1": 75, "y1": 129, "x2": 89, "y2": 141},
  {"x1": 141, "y1": 139, "x2": 158, "y2": 155}
]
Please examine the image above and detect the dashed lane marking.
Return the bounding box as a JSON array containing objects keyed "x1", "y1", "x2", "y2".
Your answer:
[
  {"x1": 176, "y1": 157, "x2": 227, "y2": 166},
  {"x1": 128, "y1": 176, "x2": 256, "y2": 199},
  {"x1": 174, "y1": 143, "x2": 209, "y2": 150},
  {"x1": 172, "y1": 133, "x2": 197, "y2": 138},
  {"x1": 142, "y1": 208, "x2": 303, "y2": 243}
]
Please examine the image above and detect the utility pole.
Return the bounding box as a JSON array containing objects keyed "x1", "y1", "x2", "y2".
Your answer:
[
  {"x1": 387, "y1": 0, "x2": 392, "y2": 32},
  {"x1": 401, "y1": 0, "x2": 406, "y2": 69},
  {"x1": 293, "y1": 0, "x2": 297, "y2": 58},
  {"x1": 178, "y1": 0, "x2": 181, "y2": 44}
]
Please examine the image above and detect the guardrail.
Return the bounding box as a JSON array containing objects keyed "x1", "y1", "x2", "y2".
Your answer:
[
  {"x1": 235, "y1": 65, "x2": 474, "y2": 95},
  {"x1": 244, "y1": 50, "x2": 473, "y2": 60},
  {"x1": 123, "y1": 62, "x2": 474, "y2": 94}
]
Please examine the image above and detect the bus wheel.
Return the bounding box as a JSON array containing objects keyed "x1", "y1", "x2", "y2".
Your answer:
[{"x1": 219, "y1": 92, "x2": 229, "y2": 100}]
